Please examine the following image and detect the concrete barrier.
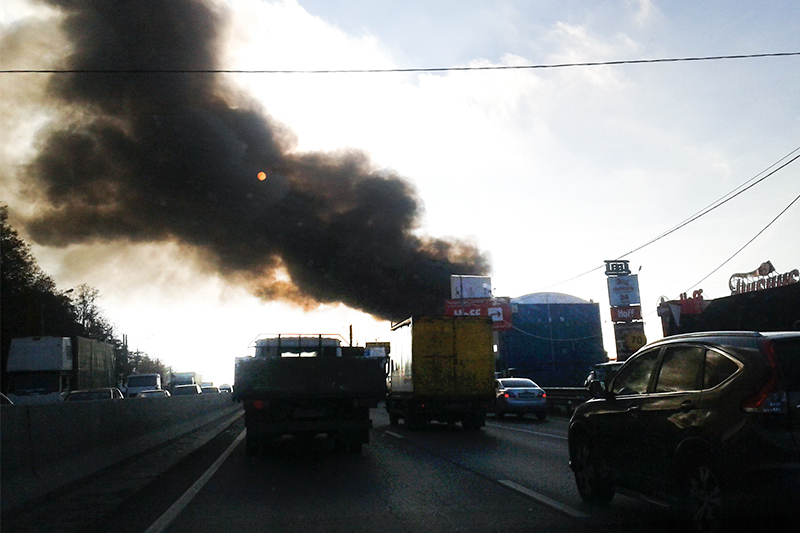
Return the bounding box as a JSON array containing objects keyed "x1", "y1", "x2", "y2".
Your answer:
[{"x1": 1, "y1": 394, "x2": 240, "y2": 512}]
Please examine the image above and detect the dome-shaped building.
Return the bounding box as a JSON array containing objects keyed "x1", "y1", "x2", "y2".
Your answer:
[{"x1": 497, "y1": 292, "x2": 606, "y2": 386}]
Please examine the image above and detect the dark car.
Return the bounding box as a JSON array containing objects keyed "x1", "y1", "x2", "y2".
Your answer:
[
  {"x1": 171, "y1": 384, "x2": 202, "y2": 396},
  {"x1": 568, "y1": 331, "x2": 800, "y2": 532},
  {"x1": 63, "y1": 388, "x2": 124, "y2": 401},
  {"x1": 493, "y1": 378, "x2": 547, "y2": 420}
]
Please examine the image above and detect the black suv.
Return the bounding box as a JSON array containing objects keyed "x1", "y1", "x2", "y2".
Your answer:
[{"x1": 568, "y1": 331, "x2": 799, "y2": 532}]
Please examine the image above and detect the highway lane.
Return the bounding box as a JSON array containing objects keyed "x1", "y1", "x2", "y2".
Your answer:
[
  {"x1": 149, "y1": 413, "x2": 595, "y2": 533},
  {"x1": 374, "y1": 410, "x2": 685, "y2": 533},
  {"x1": 100, "y1": 408, "x2": 693, "y2": 533},
  {"x1": 6, "y1": 405, "x2": 796, "y2": 533}
]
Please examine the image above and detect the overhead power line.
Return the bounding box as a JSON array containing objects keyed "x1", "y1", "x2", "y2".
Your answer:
[
  {"x1": 537, "y1": 146, "x2": 800, "y2": 291},
  {"x1": 683, "y1": 192, "x2": 800, "y2": 294},
  {"x1": 615, "y1": 147, "x2": 800, "y2": 260},
  {"x1": 2, "y1": 51, "x2": 799, "y2": 74}
]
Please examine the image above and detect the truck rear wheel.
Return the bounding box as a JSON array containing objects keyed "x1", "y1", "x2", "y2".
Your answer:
[
  {"x1": 406, "y1": 411, "x2": 425, "y2": 430},
  {"x1": 462, "y1": 412, "x2": 485, "y2": 430}
]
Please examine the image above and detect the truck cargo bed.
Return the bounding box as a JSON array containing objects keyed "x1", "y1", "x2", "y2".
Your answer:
[{"x1": 234, "y1": 356, "x2": 386, "y2": 400}]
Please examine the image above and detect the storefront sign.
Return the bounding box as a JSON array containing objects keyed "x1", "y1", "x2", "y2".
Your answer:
[{"x1": 729, "y1": 262, "x2": 799, "y2": 295}]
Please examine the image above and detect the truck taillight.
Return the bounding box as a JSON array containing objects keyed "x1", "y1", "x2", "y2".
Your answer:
[
  {"x1": 742, "y1": 341, "x2": 788, "y2": 414},
  {"x1": 253, "y1": 400, "x2": 265, "y2": 410}
]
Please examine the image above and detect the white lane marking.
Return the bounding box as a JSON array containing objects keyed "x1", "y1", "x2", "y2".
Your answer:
[
  {"x1": 498, "y1": 480, "x2": 589, "y2": 520},
  {"x1": 143, "y1": 429, "x2": 246, "y2": 533},
  {"x1": 485, "y1": 423, "x2": 568, "y2": 440},
  {"x1": 385, "y1": 431, "x2": 404, "y2": 439}
]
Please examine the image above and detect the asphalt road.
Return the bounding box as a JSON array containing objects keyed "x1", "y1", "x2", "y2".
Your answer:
[
  {"x1": 5, "y1": 408, "x2": 796, "y2": 533},
  {"x1": 96, "y1": 409, "x2": 683, "y2": 533}
]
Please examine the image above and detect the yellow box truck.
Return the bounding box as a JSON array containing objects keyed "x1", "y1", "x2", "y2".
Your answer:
[{"x1": 386, "y1": 316, "x2": 495, "y2": 430}]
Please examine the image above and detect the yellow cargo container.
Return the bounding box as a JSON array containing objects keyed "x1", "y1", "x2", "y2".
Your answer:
[{"x1": 386, "y1": 316, "x2": 495, "y2": 430}]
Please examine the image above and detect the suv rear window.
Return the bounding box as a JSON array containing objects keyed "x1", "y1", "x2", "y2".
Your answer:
[
  {"x1": 703, "y1": 349, "x2": 739, "y2": 389},
  {"x1": 771, "y1": 338, "x2": 800, "y2": 392}
]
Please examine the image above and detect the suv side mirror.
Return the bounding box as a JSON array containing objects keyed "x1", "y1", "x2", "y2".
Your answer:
[{"x1": 588, "y1": 379, "x2": 608, "y2": 399}]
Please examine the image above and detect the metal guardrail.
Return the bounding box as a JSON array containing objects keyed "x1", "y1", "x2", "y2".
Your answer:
[{"x1": 543, "y1": 387, "x2": 591, "y2": 414}]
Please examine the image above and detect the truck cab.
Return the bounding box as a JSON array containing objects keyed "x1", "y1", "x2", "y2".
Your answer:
[
  {"x1": 6, "y1": 337, "x2": 73, "y2": 404},
  {"x1": 122, "y1": 373, "x2": 162, "y2": 397}
]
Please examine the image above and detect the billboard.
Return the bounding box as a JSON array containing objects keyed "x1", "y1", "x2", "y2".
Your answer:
[
  {"x1": 450, "y1": 275, "x2": 492, "y2": 299},
  {"x1": 444, "y1": 298, "x2": 512, "y2": 330},
  {"x1": 610, "y1": 305, "x2": 642, "y2": 322},
  {"x1": 607, "y1": 274, "x2": 641, "y2": 306}
]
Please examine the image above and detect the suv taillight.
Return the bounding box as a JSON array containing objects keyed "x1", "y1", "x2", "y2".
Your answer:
[{"x1": 742, "y1": 341, "x2": 788, "y2": 414}]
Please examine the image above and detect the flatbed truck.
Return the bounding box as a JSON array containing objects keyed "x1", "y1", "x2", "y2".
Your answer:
[{"x1": 233, "y1": 334, "x2": 386, "y2": 454}]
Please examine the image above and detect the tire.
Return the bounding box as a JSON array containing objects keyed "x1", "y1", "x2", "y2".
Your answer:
[
  {"x1": 683, "y1": 463, "x2": 726, "y2": 533},
  {"x1": 462, "y1": 413, "x2": 484, "y2": 431},
  {"x1": 406, "y1": 411, "x2": 424, "y2": 430},
  {"x1": 347, "y1": 442, "x2": 363, "y2": 453},
  {"x1": 571, "y1": 433, "x2": 614, "y2": 504}
]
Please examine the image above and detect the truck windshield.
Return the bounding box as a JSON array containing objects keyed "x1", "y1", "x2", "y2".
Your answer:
[
  {"x1": 9, "y1": 373, "x2": 60, "y2": 394},
  {"x1": 126, "y1": 375, "x2": 158, "y2": 387}
]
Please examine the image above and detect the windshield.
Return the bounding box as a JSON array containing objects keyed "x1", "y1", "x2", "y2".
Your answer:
[{"x1": 126, "y1": 375, "x2": 158, "y2": 387}]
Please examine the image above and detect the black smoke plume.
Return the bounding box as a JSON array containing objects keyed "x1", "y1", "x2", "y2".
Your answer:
[{"x1": 20, "y1": 0, "x2": 490, "y2": 320}]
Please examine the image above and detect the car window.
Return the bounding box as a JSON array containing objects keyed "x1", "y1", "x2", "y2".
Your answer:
[
  {"x1": 703, "y1": 349, "x2": 739, "y2": 389},
  {"x1": 771, "y1": 338, "x2": 800, "y2": 392},
  {"x1": 500, "y1": 379, "x2": 535, "y2": 388},
  {"x1": 611, "y1": 349, "x2": 660, "y2": 395},
  {"x1": 655, "y1": 345, "x2": 704, "y2": 393}
]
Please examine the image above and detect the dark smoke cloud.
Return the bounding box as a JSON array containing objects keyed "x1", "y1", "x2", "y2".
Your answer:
[{"x1": 21, "y1": 0, "x2": 490, "y2": 320}]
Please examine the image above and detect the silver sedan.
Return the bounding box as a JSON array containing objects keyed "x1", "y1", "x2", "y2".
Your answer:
[{"x1": 493, "y1": 378, "x2": 547, "y2": 420}]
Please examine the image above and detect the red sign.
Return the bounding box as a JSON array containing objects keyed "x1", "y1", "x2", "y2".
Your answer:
[
  {"x1": 444, "y1": 298, "x2": 512, "y2": 330},
  {"x1": 610, "y1": 305, "x2": 642, "y2": 322}
]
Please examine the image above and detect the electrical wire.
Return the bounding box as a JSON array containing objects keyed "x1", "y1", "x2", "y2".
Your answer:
[
  {"x1": 683, "y1": 192, "x2": 800, "y2": 294},
  {"x1": 535, "y1": 146, "x2": 800, "y2": 291},
  {"x1": 615, "y1": 148, "x2": 800, "y2": 260},
  {"x1": 3, "y1": 51, "x2": 799, "y2": 74}
]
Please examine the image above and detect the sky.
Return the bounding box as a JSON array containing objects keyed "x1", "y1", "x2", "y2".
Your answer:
[{"x1": 2, "y1": 0, "x2": 799, "y2": 386}]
